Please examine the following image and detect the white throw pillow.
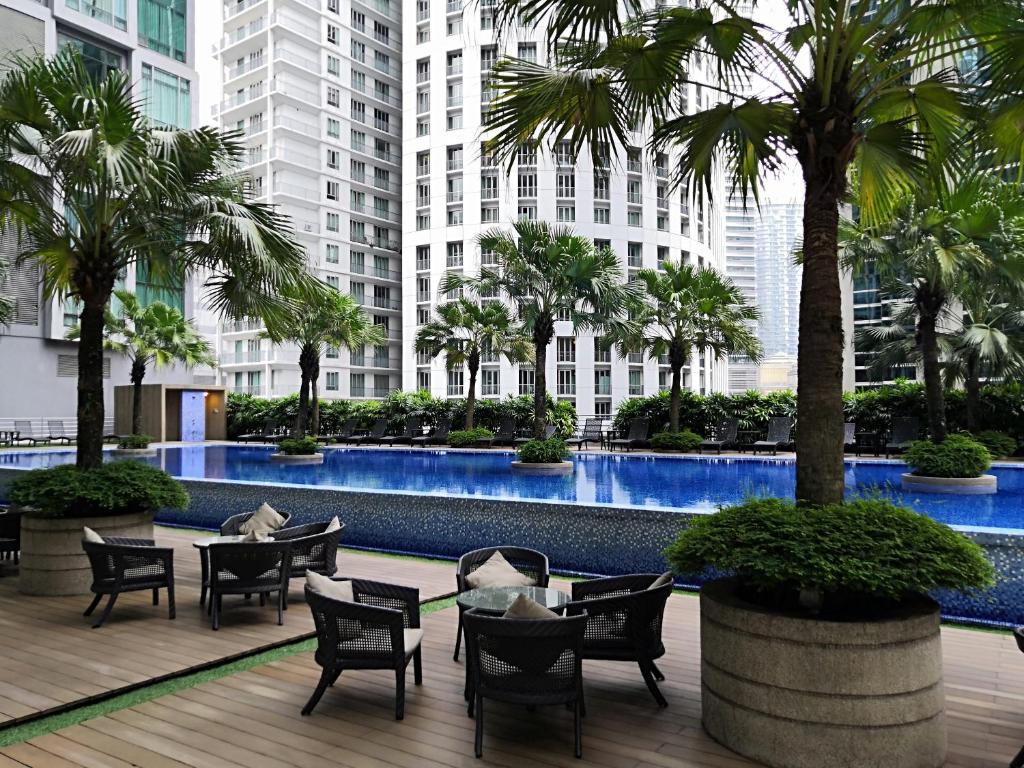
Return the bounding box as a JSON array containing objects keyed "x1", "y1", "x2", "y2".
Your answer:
[
  {"x1": 306, "y1": 571, "x2": 354, "y2": 602},
  {"x1": 503, "y1": 593, "x2": 559, "y2": 620},
  {"x1": 465, "y1": 551, "x2": 535, "y2": 590},
  {"x1": 241, "y1": 530, "x2": 269, "y2": 542},
  {"x1": 403, "y1": 628, "x2": 424, "y2": 653},
  {"x1": 325, "y1": 516, "x2": 342, "y2": 533},
  {"x1": 648, "y1": 571, "x2": 674, "y2": 591},
  {"x1": 82, "y1": 527, "x2": 104, "y2": 544},
  {"x1": 239, "y1": 502, "x2": 286, "y2": 535}
]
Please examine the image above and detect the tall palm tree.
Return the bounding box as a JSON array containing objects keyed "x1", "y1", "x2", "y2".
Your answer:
[
  {"x1": 483, "y1": 0, "x2": 1024, "y2": 505},
  {"x1": 0, "y1": 51, "x2": 320, "y2": 468},
  {"x1": 415, "y1": 298, "x2": 532, "y2": 430},
  {"x1": 445, "y1": 220, "x2": 629, "y2": 438},
  {"x1": 263, "y1": 287, "x2": 385, "y2": 437},
  {"x1": 68, "y1": 290, "x2": 214, "y2": 435},
  {"x1": 611, "y1": 263, "x2": 761, "y2": 433},
  {"x1": 0, "y1": 258, "x2": 13, "y2": 326}
]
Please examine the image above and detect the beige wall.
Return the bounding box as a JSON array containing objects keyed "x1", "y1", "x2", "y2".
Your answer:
[{"x1": 113, "y1": 385, "x2": 227, "y2": 441}]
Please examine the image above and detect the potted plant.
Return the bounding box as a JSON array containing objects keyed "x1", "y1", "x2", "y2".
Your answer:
[
  {"x1": 511, "y1": 437, "x2": 573, "y2": 475},
  {"x1": 271, "y1": 436, "x2": 324, "y2": 465},
  {"x1": 667, "y1": 498, "x2": 994, "y2": 768},
  {"x1": 902, "y1": 434, "x2": 997, "y2": 494},
  {"x1": 448, "y1": 428, "x2": 493, "y2": 448},
  {"x1": 650, "y1": 430, "x2": 703, "y2": 453},
  {"x1": 7, "y1": 463, "x2": 189, "y2": 596},
  {"x1": 112, "y1": 433, "x2": 157, "y2": 457}
]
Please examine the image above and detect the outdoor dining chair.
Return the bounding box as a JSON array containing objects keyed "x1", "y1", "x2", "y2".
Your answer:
[
  {"x1": 565, "y1": 572, "x2": 674, "y2": 707},
  {"x1": 207, "y1": 539, "x2": 292, "y2": 630},
  {"x1": 270, "y1": 519, "x2": 345, "y2": 606},
  {"x1": 463, "y1": 609, "x2": 587, "y2": 758},
  {"x1": 303, "y1": 577, "x2": 422, "y2": 720},
  {"x1": 317, "y1": 416, "x2": 358, "y2": 444},
  {"x1": 82, "y1": 536, "x2": 176, "y2": 629},
  {"x1": 477, "y1": 416, "x2": 517, "y2": 447},
  {"x1": 354, "y1": 417, "x2": 389, "y2": 446}
]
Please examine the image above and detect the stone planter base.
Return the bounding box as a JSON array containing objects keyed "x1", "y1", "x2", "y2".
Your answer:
[
  {"x1": 109, "y1": 447, "x2": 157, "y2": 457},
  {"x1": 700, "y1": 578, "x2": 945, "y2": 768},
  {"x1": 901, "y1": 472, "x2": 997, "y2": 495},
  {"x1": 510, "y1": 461, "x2": 574, "y2": 475},
  {"x1": 19, "y1": 511, "x2": 155, "y2": 596},
  {"x1": 269, "y1": 452, "x2": 324, "y2": 465}
]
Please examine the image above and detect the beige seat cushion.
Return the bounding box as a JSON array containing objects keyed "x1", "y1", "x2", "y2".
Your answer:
[
  {"x1": 648, "y1": 571, "x2": 674, "y2": 591},
  {"x1": 325, "y1": 516, "x2": 342, "y2": 533},
  {"x1": 306, "y1": 571, "x2": 354, "y2": 602},
  {"x1": 239, "y1": 503, "x2": 286, "y2": 535},
  {"x1": 403, "y1": 628, "x2": 424, "y2": 654},
  {"x1": 82, "y1": 527, "x2": 104, "y2": 544},
  {"x1": 465, "y1": 551, "x2": 535, "y2": 590},
  {"x1": 241, "y1": 530, "x2": 270, "y2": 542},
  {"x1": 503, "y1": 593, "x2": 559, "y2": 620}
]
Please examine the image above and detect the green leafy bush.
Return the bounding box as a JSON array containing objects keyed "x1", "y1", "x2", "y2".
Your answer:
[
  {"x1": 666, "y1": 498, "x2": 995, "y2": 616},
  {"x1": 278, "y1": 437, "x2": 319, "y2": 455},
  {"x1": 516, "y1": 438, "x2": 570, "y2": 464},
  {"x1": 650, "y1": 430, "x2": 703, "y2": 452},
  {"x1": 612, "y1": 389, "x2": 796, "y2": 436},
  {"x1": 972, "y1": 430, "x2": 1017, "y2": 458},
  {"x1": 448, "y1": 428, "x2": 492, "y2": 448},
  {"x1": 8, "y1": 462, "x2": 189, "y2": 519},
  {"x1": 904, "y1": 435, "x2": 992, "y2": 478},
  {"x1": 117, "y1": 433, "x2": 153, "y2": 449}
]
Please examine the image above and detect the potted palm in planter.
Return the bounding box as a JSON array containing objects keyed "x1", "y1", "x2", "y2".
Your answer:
[
  {"x1": 7, "y1": 463, "x2": 188, "y2": 596},
  {"x1": 512, "y1": 437, "x2": 573, "y2": 475},
  {"x1": 271, "y1": 436, "x2": 324, "y2": 465},
  {"x1": 901, "y1": 435, "x2": 997, "y2": 494},
  {"x1": 112, "y1": 433, "x2": 158, "y2": 457},
  {"x1": 666, "y1": 498, "x2": 994, "y2": 768}
]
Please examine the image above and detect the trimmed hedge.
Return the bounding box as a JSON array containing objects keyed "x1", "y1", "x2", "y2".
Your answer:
[
  {"x1": 516, "y1": 437, "x2": 570, "y2": 463},
  {"x1": 278, "y1": 437, "x2": 319, "y2": 455},
  {"x1": 448, "y1": 428, "x2": 493, "y2": 447},
  {"x1": 904, "y1": 436, "x2": 992, "y2": 478},
  {"x1": 650, "y1": 430, "x2": 703, "y2": 452}
]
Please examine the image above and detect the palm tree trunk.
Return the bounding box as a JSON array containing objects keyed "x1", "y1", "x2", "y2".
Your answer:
[
  {"x1": 310, "y1": 358, "x2": 321, "y2": 436},
  {"x1": 669, "y1": 364, "x2": 682, "y2": 433},
  {"x1": 795, "y1": 183, "x2": 846, "y2": 506},
  {"x1": 466, "y1": 354, "x2": 479, "y2": 431},
  {"x1": 964, "y1": 354, "x2": 981, "y2": 434},
  {"x1": 918, "y1": 308, "x2": 947, "y2": 442},
  {"x1": 76, "y1": 300, "x2": 107, "y2": 469},
  {"x1": 296, "y1": 344, "x2": 314, "y2": 436},
  {"x1": 130, "y1": 357, "x2": 147, "y2": 435},
  {"x1": 533, "y1": 340, "x2": 547, "y2": 439}
]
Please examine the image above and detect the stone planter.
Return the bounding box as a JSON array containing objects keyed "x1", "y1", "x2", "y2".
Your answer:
[
  {"x1": 110, "y1": 447, "x2": 157, "y2": 458},
  {"x1": 510, "y1": 461, "x2": 574, "y2": 475},
  {"x1": 700, "y1": 578, "x2": 945, "y2": 768},
  {"x1": 19, "y1": 511, "x2": 155, "y2": 596},
  {"x1": 269, "y1": 452, "x2": 324, "y2": 465},
  {"x1": 901, "y1": 472, "x2": 997, "y2": 495}
]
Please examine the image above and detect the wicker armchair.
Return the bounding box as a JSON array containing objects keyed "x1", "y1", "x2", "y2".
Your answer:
[
  {"x1": 463, "y1": 609, "x2": 587, "y2": 758},
  {"x1": 219, "y1": 509, "x2": 292, "y2": 536},
  {"x1": 453, "y1": 546, "x2": 550, "y2": 661},
  {"x1": 1012, "y1": 628, "x2": 1024, "y2": 768},
  {"x1": 82, "y1": 537, "x2": 175, "y2": 629},
  {"x1": 565, "y1": 573, "x2": 673, "y2": 707},
  {"x1": 0, "y1": 508, "x2": 23, "y2": 567},
  {"x1": 303, "y1": 579, "x2": 422, "y2": 720},
  {"x1": 270, "y1": 521, "x2": 345, "y2": 606},
  {"x1": 207, "y1": 541, "x2": 292, "y2": 630}
]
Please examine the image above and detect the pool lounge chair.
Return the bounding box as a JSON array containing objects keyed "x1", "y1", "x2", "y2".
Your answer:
[
  {"x1": 238, "y1": 419, "x2": 279, "y2": 444},
  {"x1": 477, "y1": 417, "x2": 516, "y2": 447},
  {"x1": 843, "y1": 422, "x2": 857, "y2": 453},
  {"x1": 566, "y1": 418, "x2": 606, "y2": 451},
  {"x1": 47, "y1": 420, "x2": 75, "y2": 445},
  {"x1": 514, "y1": 424, "x2": 555, "y2": 445},
  {"x1": 13, "y1": 420, "x2": 47, "y2": 446},
  {"x1": 699, "y1": 418, "x2": 738, "y2": 454},
  {"x1": 317, "y1": 417, "x2": 358, "y2": 445},
  {"x1": 412, "y1": 415, "x2": 451, "y2": 447},
  {"x1": 751, "y1": 417, "x2": 794, "y2": 455},
  {"x1": 356, "y1": 418, "x2": 389, "y2": 446},
  {"x1": 885, "y1": 417, "x2": 920, "y2": 457},
  {"x1": 380, "y1": 414, "x2": 423, "y2": 446},
  {"x1": 608, "y1": 417, "x2": 650, "y2": 452}
]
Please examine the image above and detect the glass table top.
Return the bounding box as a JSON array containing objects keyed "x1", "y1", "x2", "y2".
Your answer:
[{"x1": 457, "y1": 585, "x2": 569, "y2": 613}]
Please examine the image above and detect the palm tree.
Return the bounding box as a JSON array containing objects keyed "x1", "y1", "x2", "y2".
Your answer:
[
  {"x1": 0, "y1": 51, "x2": 320, "y2": 468},
  {"x1": 68, "y1": 290, "x2": 214, "y2": 435},
  {"x1": 445, "y1": 220, "x2": 629, "y2": 438},
  {"x1": 611, "y1": 263, "x2": 761, "y2": 434},
  {"x1": 415, "y1": 298, "x2": 532, "y2": 430},
  {"x1": 483, "y1": 0, "x2": 1024, "y2": 505},
  {"x1": 0, "y1": 258, "x2": 13, "y2": 326},
  {"x1": 263, "y1": 288, "x2": 385, "y2": 437}
]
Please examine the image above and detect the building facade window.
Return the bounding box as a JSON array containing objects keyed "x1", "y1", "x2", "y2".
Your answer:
[
  {"x1": 447, "y1": 369, "x2": 464, "y2": 396},
  {"x1": 140, "y1": 64, "x2": 190, "y2": 129},
  {"x1": 518, "y1": 368, "x2": 535, "y2": 395},
  {"x1": 325, "y1": 371, "x2": 339, "y2": 391},
  {"x1": 66, "y1": 0, "x2": 127, "y2": 31}
]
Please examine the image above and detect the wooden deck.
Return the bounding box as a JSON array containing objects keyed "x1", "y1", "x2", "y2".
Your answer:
[
  {"x1": 1, "y1": 587, "x2": 1023, "y2": 766},
  {"x1": 0, "y1": 527, "x2": 459, "y2": 727}
]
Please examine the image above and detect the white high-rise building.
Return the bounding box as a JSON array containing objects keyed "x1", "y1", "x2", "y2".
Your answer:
[
  {"x1": 400, "y1": 0, "x2": 728, "y2": 419},
  {"x1": 724, "y1": 190, "x2": 758, "y2": 393},
  {"x1": 755, "y1": 201, "x2": 803, "y2": 389},
  {"x1": 210, "y1": 0, "x2": 403, "y2": 401}
]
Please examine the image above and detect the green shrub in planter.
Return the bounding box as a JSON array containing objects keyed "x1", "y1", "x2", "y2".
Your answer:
[
  {"x1": 278, "y1": 437, "x2": 319, "y2": 455},
  {"x1": 449, "y1": 428, "x2": 492, "y2": 447},
  {"x1": 516, "y1": 438, "x2": 569, "y2": 464},
  {"x1": 904, "y1": 435, "x2": 992, "y2": 478},
  {"x1": 666, "y1": 497, "x2": 994, "y2": 618},
  {"x1": 117, "y1": 433, "x2": 154, "y2": 449},
  {"x1": 650, "y1": 430, "x2": 703, "y2": 452},
  {"x1": 971, "y1": 430, "x2": 1017, "y2": 459},
  {"x1": 8, "y1": 462, "x2": 189, "y2": 519}
]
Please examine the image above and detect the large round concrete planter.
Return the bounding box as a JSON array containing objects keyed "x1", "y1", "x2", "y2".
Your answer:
[
  {"x1": 109, "y1": 447, "x2": 157, "y2": 458},
  {"x1": 700, "y1": 578, "x2": 945, "y2": 768},
  {"x1": 510, "y1": 461, "x2": 574, "y2": 475},
  {"x1": 901, "y1": 472, "x2": 997, "y2": 495},
  {"x1": 19, "y1": 511, "x2": 155, "y2": 596},
  {"x1": 269, "y1": 452, "x2": 324, "y2": 465}
]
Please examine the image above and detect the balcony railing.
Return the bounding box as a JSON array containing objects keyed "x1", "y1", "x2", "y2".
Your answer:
[
  {"x1": 273, "y1": 182, "x2": 318, "y2": 202},
  {"x1": 226, "y1": 56, "x2": 265, "y2": 80},
  {"x1": 274, "y1": 115, "x2": 318, "y2": 137},
  {"x1": 225, "y1": 0, "x2": 266, "y2": 19},
  {"x1": 273, "y1": 47, "x2": 319, "y2": 73}
]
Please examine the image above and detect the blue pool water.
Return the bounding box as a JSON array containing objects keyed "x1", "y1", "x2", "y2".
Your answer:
[{"x1": 3, "y1": 445, "x2": 1023, "y2": 532}]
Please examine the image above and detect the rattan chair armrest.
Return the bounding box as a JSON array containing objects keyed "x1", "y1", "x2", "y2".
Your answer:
[
  {"x1": 570, "y1": 573, "x2": 659, "y2": 600},
  {"x1": 103, "y1": 537, "x2": 156, "y2": 547},
  {"x1": 350, "y1": 579, "x2": 420, "y2": 627}
]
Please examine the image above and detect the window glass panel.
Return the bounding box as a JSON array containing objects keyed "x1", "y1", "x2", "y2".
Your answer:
[{"x1": 138, "y1": 0, "x2": 187, "y2": 62}]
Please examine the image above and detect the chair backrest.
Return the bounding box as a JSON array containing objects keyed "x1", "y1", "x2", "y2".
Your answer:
[
  {"x1": 717, "y1": 418, "x2": 738, "y2": 442},
  {"x1": 627, "y1": 417, "x2": 649, "y2": 440},
  {"x1": 305, "y1": 585, "x2": 406, "y2": 665},
  {"x1": 457, "y1": 546, "x2": 550, "y2": 592},
  {"x1": 433, "y1": 415, "x2": 452, "y2": 438},
  {"x1": 542, "y1": 424, "x2": 556, "y2": 440},
  {"x1": 1014, "y1": 626, "x2": 1024, "y2": 654},
  {"x1": 47, "y1": 420, "x2": 65, "y2": 436},
  {"x1": 495, "y1": 417, "x2": 516, "y2": 438},
  {"x1": 402, "y1": 414, "x2": 423, "y2": 438},
  {"x1": 274, "y1": 525, "x2": 345, "y2": 576},
  {"x1": 14, "y1": 420, "x2": 34, "y2": 437},
  {"x1": 766, "y1": 417, "x2": 794, "y2": 443},
  {"x1": 463, "y1": 610, "x2": 586, "y2": 698},
  {"x1": 261, "y1": 419, "x2": 278, "y2": 436},
  {"x1": 219, "y1": 509, "x2": 293, "y2": 536},
  {"x1": 568, "y1": 578, "x2": 672, "y2": 655},
  {"x1": 581, "y1": 418, "x2": 604, "y2": 440},
  {"x1": 844, "y1": 422, "x2": 856, "y2": 443},
  {"x1": 208, "y1": 541, "x2": 290, "y2": 585},
  {"x1": 369, "y1": 418, "x2": 388, "y2": 438},
  {"x1": 891, "y1": 417, "x2": 920, "y2": 444},
  {"x1": 339, "y1": 417, "x2": 358, "y2": 437}
]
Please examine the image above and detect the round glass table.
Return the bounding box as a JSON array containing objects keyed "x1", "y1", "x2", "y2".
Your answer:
[{"x1": 457, "y1": 585, "x2": 569, "y2": 614}]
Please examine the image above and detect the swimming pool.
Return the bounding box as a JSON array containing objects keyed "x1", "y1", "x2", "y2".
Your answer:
[{"x1": 2, "y1": 445, "x2": 1023, "y2": 531}]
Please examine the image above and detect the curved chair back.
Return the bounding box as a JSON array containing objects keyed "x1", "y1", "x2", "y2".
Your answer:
[
  {"x1": 765, "y1": 417, "x2": 794, "y2": 443},
  {"x1": 717, "y1": 418, "x2": 739, "y2": 442},
  {"x1": 338, "y1": 417, "x2": 358, "y2": 438},
  {"x1": 456, "y1": 546, "x2": 550, "y2": 593},
  {"x1": 219, "y1": 509, "x2": 292, "y2": 536},
  {"x1": 208, "y1": 541, "x2": 291, "y2": 591},
  {"x1": 368, "y1": 418, "x2": 388, "y2": 439},
  {"x1": 271, "y1": 521, "x2": 345, "y2": 577},
  {"x1": 627, "y1": 417, "x2": 649, "y2": 441}
]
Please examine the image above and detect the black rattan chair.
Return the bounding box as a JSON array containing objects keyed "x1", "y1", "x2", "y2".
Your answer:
[
  {"x1": 82, "y1": 537, "x2": 175, "y2": 628},
  {"x1": 751, "y1": 417, "x2": 794, "y2": 455},
  {"x1": 885, "y1": 416, "x2": 920, "y2": 457},
  {"x1": 463, "y1": 609, "x2": 587, "y2": 758},
  {"x1": 317, "y1": 417, "x2": 358, "y2": 445},
  {"x1": 454, "y1": 546, "x2": 550, "y2": 661},
  {"x1": 0, "y1": 508, "x2": 22, "y2": 566},
  {"x1": 355, "y1": 417, "x2": 389, "y2": 446},
  {"x1": 303, "y1": 579, "x2": 422, "y2": 720},
  {"x1": 477, "y1": 417, "x2": 516, "y2": 447},
  {"x1": 207, "y1": 540, "x2": 292, "y2": 630},
  {"x1": 699, "y1": 418, "x2": 739, "y2": 454},
  {"x1": 566, "y1": 418, "x2": 605, "y2": 451},
  {"x1": 219, "y1": 509, "x2": 292, "y2": 536},
  {"x1": 565, "y1": 573, "x2": 673, "y2": 707},
  {"x1": 412, "y1": 415, "x2": 452, "y2": 447},
  {"x1": 380, "y1": 414, "x2": 423, "y2": 446},
  {"x1": 271, "y1": 521, "x2": 345, "y2": 606},
  {"x1": 609, "y1": 417, "x2": 650, "y2": 452},
  {"x1": 1012, "y1": 628, "x2": 1024, "y2": 768}
]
